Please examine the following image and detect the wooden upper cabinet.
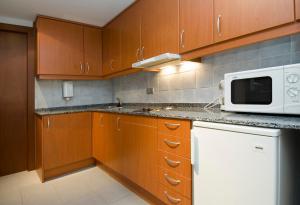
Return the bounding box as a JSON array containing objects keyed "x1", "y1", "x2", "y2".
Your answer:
[
  {"x1": 37, "y1": 18, "x2": 84, "y2": 76},
  {"x1": 83, "y1": 26, "x2": 102, "y2": 76},
  {"x1": 120, "y1": 2, "x2": 142, "y2": 69},
  {"x1": 213, "y1": 0, "x2": 295, "y2": 42},
  {"x1": 179, "y1": 0, "x2": 214, "y2": 53},
  {"x1": 102, "y1": 18, "x2": 121, "y2": 76},
  {"x1": 140, "y1": 0, "x2": 179, "y2": 59},
  {"x1": 296, "y1": 0, "x2": 300, "y2": 20}
]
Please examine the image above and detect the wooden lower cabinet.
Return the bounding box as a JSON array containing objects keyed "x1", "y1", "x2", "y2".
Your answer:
[
  {"x1": 36, "y1": 112, "x2": 93, "y2": 181},
  {"x1": 121, "y1": 115, "x2": 158, "y2": 195},
  {"x1": 92, "y1": 113, "x2": 192, "y2": 204}
]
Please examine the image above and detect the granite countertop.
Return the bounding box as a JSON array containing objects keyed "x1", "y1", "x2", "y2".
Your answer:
[{"x1": 35, "y1": 104, "x2": 300, "y2": 130}]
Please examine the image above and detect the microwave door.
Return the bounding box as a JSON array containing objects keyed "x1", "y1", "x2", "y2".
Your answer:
[{"x1": 231, "y1": 77, "x2": 272, "y2": 105}]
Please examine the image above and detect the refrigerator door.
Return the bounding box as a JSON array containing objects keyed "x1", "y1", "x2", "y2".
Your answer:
[{"x1": 192, "y1": 123, "x2": 279, "y2": 205}]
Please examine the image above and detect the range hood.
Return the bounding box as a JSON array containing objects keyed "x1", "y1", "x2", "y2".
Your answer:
[{"x1": 132, "y1": 53, "x2": 181, "y2": 69}]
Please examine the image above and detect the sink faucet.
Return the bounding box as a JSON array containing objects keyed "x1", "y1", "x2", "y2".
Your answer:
[{"x1": 116, "y1": 97, "x2": 122, "y2": 108}]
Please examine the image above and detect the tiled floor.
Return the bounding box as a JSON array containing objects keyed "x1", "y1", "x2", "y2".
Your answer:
[{"x1": 0, "y1": 167, "x2": 149, "y2": 205}]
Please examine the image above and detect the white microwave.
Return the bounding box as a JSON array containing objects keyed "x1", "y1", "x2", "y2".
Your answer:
[{"x1": 223, "y1": 63, "x2": 300, "y2": 115}]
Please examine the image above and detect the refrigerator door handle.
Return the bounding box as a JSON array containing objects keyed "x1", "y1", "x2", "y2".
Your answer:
[{"x1": 191, "y1": 130, "x2": 196, "y2": 165}]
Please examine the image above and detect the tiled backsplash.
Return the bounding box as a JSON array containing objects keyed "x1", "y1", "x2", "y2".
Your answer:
[
  {"x1": 113, "y1": 33, "x2": 300, "y2": 103},
  {"x1": 35, "y1": 79, "x2": 113, "y2": 109},
  {"x1": 35, "y1": 33, "x2": 300, "y2": 108}
]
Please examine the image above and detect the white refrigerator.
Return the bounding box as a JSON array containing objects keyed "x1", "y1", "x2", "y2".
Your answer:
[{"x1": 191, "y1": 121, "x2": 295, "y2": 205}]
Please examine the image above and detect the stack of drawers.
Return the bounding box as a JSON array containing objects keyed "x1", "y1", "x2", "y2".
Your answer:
[{"x1": 157, "y1": 118, "x2": 192, "y2": 205}]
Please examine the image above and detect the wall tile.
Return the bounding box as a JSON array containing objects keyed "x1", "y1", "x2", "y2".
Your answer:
[
  {"x1": 260, "y1": 54, "x2": 291, "y2": 68},
  {"x1": 291, "y1": 52, "x2": 300, "y2": 64},
  {"x1": 35, "y1": 79, "x2": 113, "y2": 109},
  {"x1": 259, "y1": 36, "x2": 291, "y2": 58}
]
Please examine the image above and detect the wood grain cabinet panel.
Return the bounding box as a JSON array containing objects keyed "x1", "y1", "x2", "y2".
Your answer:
[
  {"x1": 83, "y1": 26, "x2": 102, "y2": 76},
  {"x1": 36, "y1": 112, "x2": 93, "y2": 181},
  {"x1": 296, "y1": 0, "x2": 300, "y2": 20},
  {"x1": 140, "y1": 0, "x2": 179, "y2": 59},
  {"x1": 179, "y1": 0, "x2": 214, "y2": 53},
  {"x1": 43, "y1": 113, "x2": 92, "y2": 170},
  {"x1": 102, "y1": 19, "x2": 121, "y2": 75},
  {"x1": 120, "y1": 2, "x2": 142, "y2": 70},
  {"x1": 213, "y1": 0, "x2": 295, "y2": 42},
  {"x1": 121, "y1": 115, "x2": 158, "y2": 195},
  {"x1": 92, "y1": 113, "x2": 107, "y2": 163},
  {"x1": 158, "y1": 184, "x2": 191, "y2": 205},
  {"x1": 159, "y1": 168, "x2": 191, "y2": 198},
  {"x1": 96, "y1": 114, "x2": 123, "y2": 173},
  {"x1": 37, "y1": 18, "x2": 84, "y2": 76},
  {"x1": 158, "y1": 151, "x2": 191, "y2": 178}
]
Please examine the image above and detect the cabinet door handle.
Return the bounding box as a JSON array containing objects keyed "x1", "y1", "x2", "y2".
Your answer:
[
  {"x1": 117, "y1": 117, "x2": 121, "y2": 131},
  {"x1": 47, "y1": 117, "x2": 50, "y2": 128},
  {"x1": 141, "y1": 46, "x2": 144, "y2": 60},
  {"x1": 164, "y1": 139, "x2": 180, "y2": 148},
  {"x1": 164, "y1": 157, "x2": 181, "y2": 167},
  {"x1": 80, "y1": 62, "x2": 84, "y2": 73},
  {"x1": 136, "y1": 48, "x2": 140, "y2": 61},
  {"x1": 164, "y1": 123, "x2": 181, "y2": 130},
  {"x1": 164, "y1": 173, "x2": 181, "y2": 185},
  {"x1": 164, "y1": 191, "x2": 181, "y2": 204},
  {"x1": 99, "y1": 114, "x2": 104, "y2": 126},
  {"x1": 217, "y1": 15, "x2": 222, "y2": 34},
  {"x1": 180, "y1": 30, "x2": 185, "y2": 48},
  {"x1": 110, "y1": 60, "x2": 114, "y2": 70},
  {"x1": 86, "y1": 62, "x2": 90, "y2": 73}
]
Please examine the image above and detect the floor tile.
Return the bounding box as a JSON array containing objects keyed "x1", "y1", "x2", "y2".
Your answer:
[
  {"x1": 0, "y1": 167, "x2": 147, "y2": 205},
  {"x1": 61, "y1": 192, "x2": 108, "y2": 205},
  {"x1": 51, "y1": 174, "x2": 93, "y2": 203},
  {"x1": 0, "y1": 188, "x2": 22, "y2": 205},
  {"x1": 20, "y1": 183, "x2": 62, "y2": 205},
  {"x1": 111, "y1": 194, "x2": 149, "y2": 205}
]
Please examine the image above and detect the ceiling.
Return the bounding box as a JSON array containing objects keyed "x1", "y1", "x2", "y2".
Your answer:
[{"x1": 0, "y1": 0, "x2": 135, "y2": 27}]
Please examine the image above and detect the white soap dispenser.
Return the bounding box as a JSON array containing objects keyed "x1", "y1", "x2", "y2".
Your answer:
[{"x1": 62, "y1": 81, "x2": 73, "y2": 101}]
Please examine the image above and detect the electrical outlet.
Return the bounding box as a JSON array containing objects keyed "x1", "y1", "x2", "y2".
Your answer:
[{"x1": 146, "y1": 88, "x2": 154, "y2": 94}]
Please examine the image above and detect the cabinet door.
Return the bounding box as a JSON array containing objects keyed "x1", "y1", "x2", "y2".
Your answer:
[
  {"x1": 141, "y1": 0, "x2": 179, "y2": 59},
  {"x1": 43, "y1": 113, "x2": 92, "y2": 170},
  {"x1": 179, "y1": 0, "x2": 213, "y2": 53},
  {"x1": 120, "y1": 2, "x2": 142, "y2": 70},
  {"x1": 92, "y1": 113, "x2": 106, "y2": 162},
  {"x1": 214, "y1": 0, "x2": 294, "y2": 42},
  {"x1": 84, "y1": 27, "x2": 102, "y2": 76},
  {"x1": 102, "y1": 19, "x2": 121, "y2": 75},
  {"x1": 104, "y1": 115, "x2": 123, "y2": 173},
  {"x1": 296, "y1": 0, "x2": 300, "y2": 20},
  {"x1": 37, "y1": 18, "x2": 84, "y2": 75},
  {"x1": 122, "y1": 115, "x2": 158, "y2": 195}
]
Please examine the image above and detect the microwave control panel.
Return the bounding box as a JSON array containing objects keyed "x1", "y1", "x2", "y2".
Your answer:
[{"x1": 284, "y1": 64, "x2": 300, "y2": 114}]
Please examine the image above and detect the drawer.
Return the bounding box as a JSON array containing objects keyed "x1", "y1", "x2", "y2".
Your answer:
[
  {"x1": 158, "y1": 151, "x2": 191, "y2": 179},
  {"x1": 158, "y1": 118, "x2": 190, "y2": 136},
  {"x1": 159, "y1": 168, "x2": 191, "y2": 198},
  {"x1": 158, "y1": 133, "x2": 190, "y2": 158},
  {"x1": 158, "y1": 184, "x2": 191, "y2": 205}
]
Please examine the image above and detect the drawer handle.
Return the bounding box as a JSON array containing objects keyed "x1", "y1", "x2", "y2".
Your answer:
[
  {"x1": 164, "y1": 139, "x2": 180, "y2": 148},
  {"x1": 164, "y1": 123, "x2": 181, "y2": 130},
  {"x1": 164, "y1": 157, "x2": 181, "y2": 167},
  {"x1": 164, "y1": 173, "x2": 181, "y2": 186},
  {"x1": 164, "y1": 191, "x2": 181, "y2": 204}
]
